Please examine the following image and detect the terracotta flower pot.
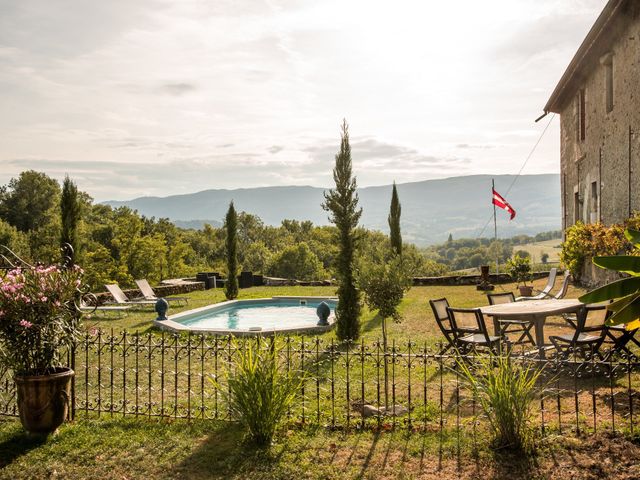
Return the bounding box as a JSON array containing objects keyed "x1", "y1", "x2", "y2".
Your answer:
[
  {"x1": 518, "y1": 285, "x2": 534, "y2": 297},
  {"x1": 14, "y1": 367, "x2": 74, "y2": 435}
]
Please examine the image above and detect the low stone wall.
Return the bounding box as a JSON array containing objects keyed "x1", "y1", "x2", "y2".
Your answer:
[
  {"x1": 411, "y1": 271, "x2": 550, "y2": 287},
  {"x1": 265, "y1": 272, "x2": 553, "y2": 288},
  {"x1": 91, "y1": 271, "x2": 556, "y2": 303},
  {"x1": 263, "y1": 276, "x2": 332, "y2": 287},
  {"x1": 579, "y1": 260, "x2": 623, "y2": 288}
]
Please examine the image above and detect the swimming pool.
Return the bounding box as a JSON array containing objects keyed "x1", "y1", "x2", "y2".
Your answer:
[{"x1": 155, "y1": 296, "x2": 337, "y2": 335}]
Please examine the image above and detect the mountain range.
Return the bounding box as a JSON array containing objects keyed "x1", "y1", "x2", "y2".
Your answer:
[{"x1": 104, "y1": 174, "x2": 561, "y2": 245}]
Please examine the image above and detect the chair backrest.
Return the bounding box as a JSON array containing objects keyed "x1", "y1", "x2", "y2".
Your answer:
[
  {"x1": 553, "y1": 274, "x2": 572, "y2": 300},
  {"x1": 540, "y1": 267, "x2": 558, "y2": 295},
  {"x1": 429, "y1": 298, "x2": 456, "y2": 345},
  {"x1": 105, "y1": 284, "x2": 128, "y2": 304},
  {"x1": 135, "y1": 279, "x2": 156, "y2": 298},
  {"x1": 571, "y1": 304, "x2": 610, "y2": 343},
  {"x1": 487, "y1": 292, "x2": 515, "y2": 305},
  {"x1": 446, "y1": 307, "x2": 491, "y2": 342}
]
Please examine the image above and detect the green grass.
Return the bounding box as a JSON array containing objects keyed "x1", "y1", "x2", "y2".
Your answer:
[{"x1": 1, "y1": 415, "x2": 640, "y2": 479}]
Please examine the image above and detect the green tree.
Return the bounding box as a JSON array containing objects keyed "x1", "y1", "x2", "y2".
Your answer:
[
  {"x1": 0, "y1": 219, "x2": 29, "y2": 257},
  {"x1": 359, "y1": 255, "x2": 411, "y2": 408},
  {"x1": 269, "y1": 242, "x2": 326, "y2": 281},
  {"x1": 242, "y1": 241, "x2": 272, "y2": 274},
  {"x1": 322, "y1": 120, "x2": 362, "y2": 341},
  {"x1": 388, "y1": 182, "x2": 402, "y2": 255},
  {"x1": 0, "y1": 170, "x2": 61, "y2": 233},
  {"x1": 60, "y1": 175, "x2": 80, "y2": 265},
  {"x1": 225, "y1": 202, "x2": 239, "y2": 300}
]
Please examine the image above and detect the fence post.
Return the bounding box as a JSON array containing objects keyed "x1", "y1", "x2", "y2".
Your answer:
[{"x1": 70, "y1": 341, "x2": 76, "y2": 420}]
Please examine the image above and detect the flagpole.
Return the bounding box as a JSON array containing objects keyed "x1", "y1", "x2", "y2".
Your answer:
[{"x1": 492, "y1": 179, "x2": 498, "y2": 275}]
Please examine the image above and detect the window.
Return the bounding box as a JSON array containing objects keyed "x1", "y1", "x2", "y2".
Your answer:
[
  {"x1": 601, "y1": 52, "x2": 614, "y2": 114},
  {"x1": 590, "y1": 181, "x2": 598, "y2": 223},
  {"x1": 577, "y1": 89, "x2": 586, "y2": 142},
  {"x1": 605, "y1": 60, "x2": 614, "y2": 113},
  {"x1": 574, "y1": 191, "x2": 581, "y2": 223}
]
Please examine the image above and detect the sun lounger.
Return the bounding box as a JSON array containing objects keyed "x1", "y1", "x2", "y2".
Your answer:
[
  {"x1": 516, "y1": 267, "x2": 558, "y2": 301},
  {"x1": 105, "y1": 284, "x2": 157, "y2": 307},
  {"x1": 135, "y1": 279, "x2": 189, "y2": 306}
]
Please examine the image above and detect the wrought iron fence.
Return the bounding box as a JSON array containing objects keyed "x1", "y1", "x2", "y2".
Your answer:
[{"x1": 1, "y1": 331, "x2": 639, "y2": 437}]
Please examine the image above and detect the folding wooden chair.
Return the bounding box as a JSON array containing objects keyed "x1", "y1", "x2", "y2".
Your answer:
[
  {"x1": 487, "y1": 292, "x2": 535, "y2": 347},
  {"x1": 429, "y1": 298, "x2": 457, "y2": 354},
  {"x1": 549, "y1": 305, "x2": 609, "y2": 360},
  {"x1": 446, "y1": 306, "x2": 503, "y2": 355}
]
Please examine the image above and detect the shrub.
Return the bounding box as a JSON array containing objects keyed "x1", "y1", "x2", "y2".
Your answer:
[
  {"x1": 560, "y1": 221, "x2": 627, "y2": 279},
  {"x1": 457, "y1": 354, "x2": 543, "y2": 452},
  {"x1": 0, "y1": 265, "x2": 83, "y2": 376},
  {"x1": 506, "y1": 255, "x2": 531, "y2": 286},
  {"x1": 217, "y1": 338, "x2": 303, "y2": 446}
]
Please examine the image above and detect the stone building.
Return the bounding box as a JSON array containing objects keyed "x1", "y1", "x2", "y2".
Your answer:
[{"x1": 544, "y1": 0, "x2": 640, "y2": 231}]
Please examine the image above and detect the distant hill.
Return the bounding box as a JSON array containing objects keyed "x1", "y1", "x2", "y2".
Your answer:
[{"x1": 104, "y1": 174, "x2": 560, "y2": 245}]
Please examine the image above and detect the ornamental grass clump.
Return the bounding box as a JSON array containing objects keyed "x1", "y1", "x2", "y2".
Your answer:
[
  {"x1": 457, "y1": 354, "x2": 543, "y2": 453},
  {"x1": 0, "y1": 265, "x2": 83, "y2": 376},
  {"x1": 218, "y1": 338, "x2": 304, "y2": 446}
]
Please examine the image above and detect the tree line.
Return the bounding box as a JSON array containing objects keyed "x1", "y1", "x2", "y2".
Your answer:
[{"x1": 0, "y1": 170, "x2": 447, "y2": 292}]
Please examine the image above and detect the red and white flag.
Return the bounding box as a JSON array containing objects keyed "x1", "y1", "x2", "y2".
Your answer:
[{"x1": 492, "y1": 188, "x2": 516, "y2": 220}]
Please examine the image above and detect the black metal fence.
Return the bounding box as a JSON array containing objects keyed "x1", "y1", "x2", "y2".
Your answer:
[{"x1": 1, "y1": 331, "x2": 639, "y2": 437}]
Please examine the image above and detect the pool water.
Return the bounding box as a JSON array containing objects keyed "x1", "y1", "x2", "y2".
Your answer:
[{"x1": 178, "y1": 298, "x2": 337, "y2": 332}]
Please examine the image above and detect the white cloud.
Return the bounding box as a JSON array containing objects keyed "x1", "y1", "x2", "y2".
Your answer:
[{"x1": 0, "y1": 0, "x2": 605, "y2": 200}]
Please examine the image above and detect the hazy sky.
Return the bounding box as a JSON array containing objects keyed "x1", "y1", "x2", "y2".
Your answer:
[{"x1": 0, "y1": 0, "x2": 605, "y2": 201}]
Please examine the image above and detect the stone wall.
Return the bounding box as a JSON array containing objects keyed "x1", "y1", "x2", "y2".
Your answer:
[
  {"x1": 560, "y1": 8, "x2": 640, "y2": 231},
  {"x1": 412, "y1": 271, "x2": 550, "y2": 287},
  {"x1": 579, "y1": 259, "x2": 624, "y2": 289}
]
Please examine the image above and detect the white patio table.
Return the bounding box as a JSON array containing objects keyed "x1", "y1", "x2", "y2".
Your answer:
[{"x1": 480, "y1": 298, "x2": 584, "y2": 357}]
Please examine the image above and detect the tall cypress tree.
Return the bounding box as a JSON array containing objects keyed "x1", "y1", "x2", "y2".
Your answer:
[
  {"x1": 224, "y1": 201, "x2": 239, "y2": 300},
  {"x1": 60, "y1": 175, "x2": 80, "y2": 266},
  {"x1": 322, "y1": 119, "x2": 362, "y2": 341},
  {"x1": 388, "y1": 182, "x2": 402, "y2": 256}
]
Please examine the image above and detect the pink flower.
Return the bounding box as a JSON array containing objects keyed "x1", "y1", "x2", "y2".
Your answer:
[{"x1": 19, "y1": 320, "x2": 33, "y2": 328}]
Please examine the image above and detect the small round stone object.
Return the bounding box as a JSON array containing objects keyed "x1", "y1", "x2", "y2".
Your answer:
[
  {"x1": 316, "y1": 301, "x2": 331, "y2": 326},
  {"x1": 155, "y1": 298, "x2": 169, "y2": 320}
]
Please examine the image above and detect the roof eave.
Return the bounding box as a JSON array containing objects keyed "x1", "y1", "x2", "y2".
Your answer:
[{"x1": 544, "y1": 0, "x2": 624, "y2": 114}]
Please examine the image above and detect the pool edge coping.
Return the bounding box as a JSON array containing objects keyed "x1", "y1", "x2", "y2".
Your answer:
[{"x1": 154, "y1": 295, "x2": 338, "y2": 336}]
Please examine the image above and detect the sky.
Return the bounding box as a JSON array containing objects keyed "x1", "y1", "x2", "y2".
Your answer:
[{"x1": 0, "y1": 0, "x2": 606, "y2": 201}]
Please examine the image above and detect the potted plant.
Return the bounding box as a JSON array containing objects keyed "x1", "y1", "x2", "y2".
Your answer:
[
  {"x1": 0, "y1": 264, "x2": 84, "y2": 435},
  {"x1": 506, "y1": 255, "x2": 533, "y2": 296}
]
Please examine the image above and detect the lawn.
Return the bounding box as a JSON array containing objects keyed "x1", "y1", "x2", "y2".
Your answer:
[
  {"x1": 3, "y1": 279, "x2": 640, "y2": 479},
  {"x1": 0, "y1": 416, "x2": 639, "y2": 480}
]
